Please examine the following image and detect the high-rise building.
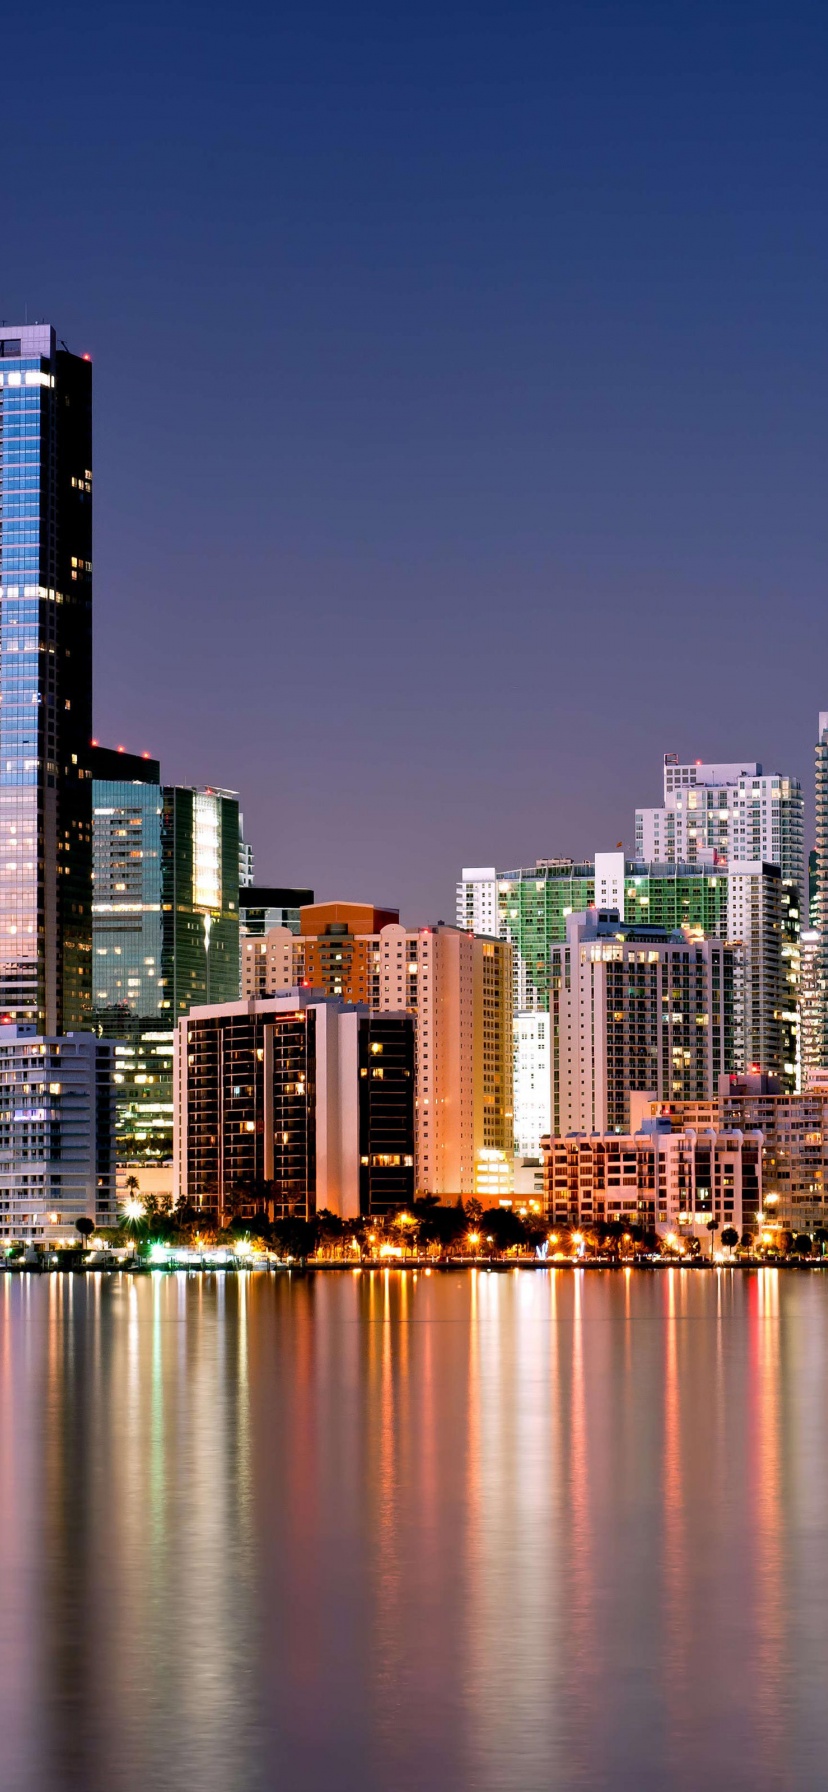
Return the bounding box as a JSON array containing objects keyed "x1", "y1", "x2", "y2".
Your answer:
[
  {"x1": 635, "y1": 754, "x2": 804, "y2": 890},
  {"x1": 800, "y1": 930, "x2": 823, "y2": 1085},
  {"x1": 550, "y1": 909, "x2": 735, "y2": 1135},
  {"x1": 457, "y1": 861, "x2": 594, "y2": 1010},
  {"x1": 243, "y1": 910, "x2": 514, "y2": 1198},
  {"x1": 91, "y1": 750, "x2": 241, "y2": 1162},
  {"x1": 238, "y1": 815, "x2": 255, "y2": 889},
  {"x1": 239, "y1": 885, "x2": 315, "y2": 939},
  {"x1": 0, "y1": 1023, "x2": 115, "y2": 1243},
  {"x1": 174, "y1": 991, "x2": 415, "y2": 1225},
  {"x1": 459, "y1": 849, "x2": 788, "y2": 1151},
  {"x1": 0, "y1": 323, "x2": 94, "y2": 1033},
  {"x1": 726, "y1": 861, "x2": 785, "y2": 1082},
  {"x1": 815, "y1": 712, "x2": 828, "y2": 1068}
]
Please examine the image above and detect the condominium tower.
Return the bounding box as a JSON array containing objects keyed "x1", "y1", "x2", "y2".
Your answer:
[
  {"x1": 550, "y1": 908, "x2": 735, "y2": 1135},
  {"x1": 243, "y1": 905, "x2": 514, "y2": 1199},
  {"x1": 0, "y1": 324, "x2": 94, "y2": 1032}
]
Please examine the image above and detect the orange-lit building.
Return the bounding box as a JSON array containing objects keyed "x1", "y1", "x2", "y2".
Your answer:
[{"x1": 242, "y1": 905, "x2": 513, "y2": 1198}]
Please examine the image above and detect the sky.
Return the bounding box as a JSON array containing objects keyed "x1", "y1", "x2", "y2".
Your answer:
[{"x1": 4, "y1": 0, "x2": 828, "y2": 919}]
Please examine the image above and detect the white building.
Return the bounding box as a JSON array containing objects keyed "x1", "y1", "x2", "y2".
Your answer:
[
  {"x1": 800, "y1": 930, "x2": 822, "y2": 1084},
  {"x1": 726, "y1": 862, "x2": 784, "y2": 1080},
  {"x1": 455, "y1": 867, "x2": 498, "y2": 939},
  {"x1": 513, "y1": 1011, "x2": 550, "y2": 1155},
  {"x1": 0, "y1": 1027, "x2": 116, "y2": 1244},
  {"x1": 635, "y1": 755, "x2": 805, "y2": 894},
  {"x1": 550, "y1": 909, "x2": 735, "y2": 1136},
  {"x1": 541, "y1": 1119, "x2": 761, "y2": 1245}
]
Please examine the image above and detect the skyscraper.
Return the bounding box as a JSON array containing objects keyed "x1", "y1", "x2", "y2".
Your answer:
[
  {"x1": 550, "y1": 908, "x2": 735, "y2": 1134},
  {"x1": 816, "y1": 712, "x2": 828, "y2": 1071},
  {"x1": 0, "y1": 324, "x2": 93, "y2": 1032},
  {"x1": 91, "y1": 748, "x2": 241, "y2": 1161}
]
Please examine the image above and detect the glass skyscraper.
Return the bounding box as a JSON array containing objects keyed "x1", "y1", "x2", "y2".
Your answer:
[
  {"x1": 0, "y1": 324, "x2": 93, "y2": 1031},
  {"x1": 91, "y1": 748, "x2": 241, "y2": 1161}
]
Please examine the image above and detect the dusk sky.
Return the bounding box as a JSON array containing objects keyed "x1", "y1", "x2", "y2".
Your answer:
[{"x1": 5, "y1": 0, "x2": 827, "y2": 919}]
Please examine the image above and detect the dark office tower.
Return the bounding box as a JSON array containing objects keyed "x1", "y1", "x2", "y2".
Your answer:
[{"x1": 0, "y1": 324, "x2": 92, "y2": 1032}]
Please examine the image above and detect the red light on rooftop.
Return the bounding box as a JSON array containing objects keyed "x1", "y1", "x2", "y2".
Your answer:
[
  {"x1": 90, "y1": 738, "x2": 99, "y2": 747},
  {"x1": 117, "y1": 745, "x2": 125, "y2": 753},
  {"x1": 82, "y1": 353, "x2": 92, "y2": 361},
  {"x1": 142, "y1": 751, "x2": 150, "y2": 759}
]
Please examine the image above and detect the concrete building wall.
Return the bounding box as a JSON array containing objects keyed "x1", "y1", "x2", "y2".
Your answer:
[{"x1": 0, "y1": 1026, "x2": 116, "y2": 1243}]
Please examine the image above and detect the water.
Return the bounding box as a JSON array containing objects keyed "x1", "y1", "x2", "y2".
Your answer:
[{"x1": 0, "y1": 1268, "x2": 827, "y2": 1791}]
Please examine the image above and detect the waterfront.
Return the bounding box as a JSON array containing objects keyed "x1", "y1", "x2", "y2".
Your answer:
[{"x1": 2, "y1": 1272, "x2": 828, "y2": 1790}]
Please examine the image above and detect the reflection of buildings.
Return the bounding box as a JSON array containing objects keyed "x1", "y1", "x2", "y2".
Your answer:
[
  {"x1": 91, "y1": 747, "x2": 240, "y2": 1164},
  {"x1": 0, "y1": 1023, "x2": 115, "y2": 1241},
  {"x1": 175, "y1": 992, "x2": 415, "y2": 1223}
]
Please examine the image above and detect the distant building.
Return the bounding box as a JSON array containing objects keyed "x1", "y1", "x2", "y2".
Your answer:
[
  {"x1": 91, "y1": 748, "x2": 241, "y2": 1163},
  {"x1": 634, "y1": 754, "x2": 804, "y2": 892},
  {"x1": 551, "y1": 909, "x2": 735, "y2": 1135},
  {"x1": 513, "y1": 1010, "x2": 550, "y2": 1156},
  {"x1": 800, "y1": 931, "x2": 823, "y2": 1084},
  {"x1": 241, "y1": 909, "x2": 514, "y2": 1198},
  {"x1": 174, "y1": 992, "x2": 415, "y2": 1225},
  {"x1": 0, "y1": 1025, "x2": 115, "y2": 1243},
  {"x1": 541, "y1": 1118, "x2": 760, "y2": 1245},
  {"x1": 726, "y1": 861, "x2": 785, "y2": 1083}
]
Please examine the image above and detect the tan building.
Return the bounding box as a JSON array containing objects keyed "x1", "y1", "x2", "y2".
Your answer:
[
  {"x1": 541, "y1": 1119, "x2": 761, "y2": 1245},
  {"x1": 242, "y1": 905, "x2": 513, "y2": 1198},
  {"x1": 646, "y1": 1072, "x2": 828, "y2": 1232}
]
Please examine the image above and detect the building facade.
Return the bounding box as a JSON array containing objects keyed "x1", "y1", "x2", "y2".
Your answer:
[
  {"x1": 0, "y1": 1024, "x2": 115, "y2": 1243},
  {"x1": 174, "y1": 992, "x2": 415, "y2": 1224},
  {"x1": 239, "y1": 884, "x2": 314, "y2": 940},
  {"x1": 0, "y1": 323, "x2": 95, "y2": 1033},
  {"x1": 551, "y1": 909, "x2": 735, "y2": 1135},
  {"x1": 652, "y1": 1073, "x2": 828, "y2": 1233},
  {"x1": 635, "y1": 754, "x2": 804, "y2": 891},
  {"x1": 91, "y1": 750, "x2": 241, "y2": 1163},
  {"x1": 242, "y1": 910, "x2": 514, "y2": 1198},
  {"x1": 541, "y1": 1119, "x2": 760, "y2": 1244},
  {"x1": 800, "y1": 930, "x2": 823, "y2": 1086}
]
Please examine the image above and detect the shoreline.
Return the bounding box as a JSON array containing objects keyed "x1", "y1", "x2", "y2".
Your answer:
[{"x1": 1, "y1": 1257, "x2": 826, "y2": 1276}]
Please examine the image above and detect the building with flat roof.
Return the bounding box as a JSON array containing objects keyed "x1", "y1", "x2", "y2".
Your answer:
[
  {"x1": 551, "y1": 909, "x2": 735, "y2": 1135},
  {"x1": 240, "y1": 915, "x2": 513, "y2": 1198},
  {"x1": 174, "y1": 992, "x2": 415, "y2": 1225},
  {"x1": 0, "y1": 323, "x2": 94, "y2": 1032},
  {"x1": 0, "y1": 1024, "x2": 115, "y2": 1243},
  {"x1": 541, "y1": 1119, "x2": 760, "y2": 1245},
  {"x1": 648, "y1": 1073, "x2": 828, "y2": 1233},
  {"x1": 239, "y1": 885, "x2": 315, "y2": 940},
  {"x1": 91, "y1": 749, "x2": 241, "y2": 1164}
]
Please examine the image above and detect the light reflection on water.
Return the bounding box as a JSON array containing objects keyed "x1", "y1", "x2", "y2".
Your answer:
[{"x1": 0, "y1": 1269, "x2": 827, "y2": 1789}]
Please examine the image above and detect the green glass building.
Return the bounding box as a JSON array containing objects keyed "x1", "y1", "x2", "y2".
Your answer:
[
  {"x1": 91, "y1": 748, "x2": 240, "y2": 1163},
  {"x1": 460, "y1": 858, "x2": 731, "y2": 1013}
]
